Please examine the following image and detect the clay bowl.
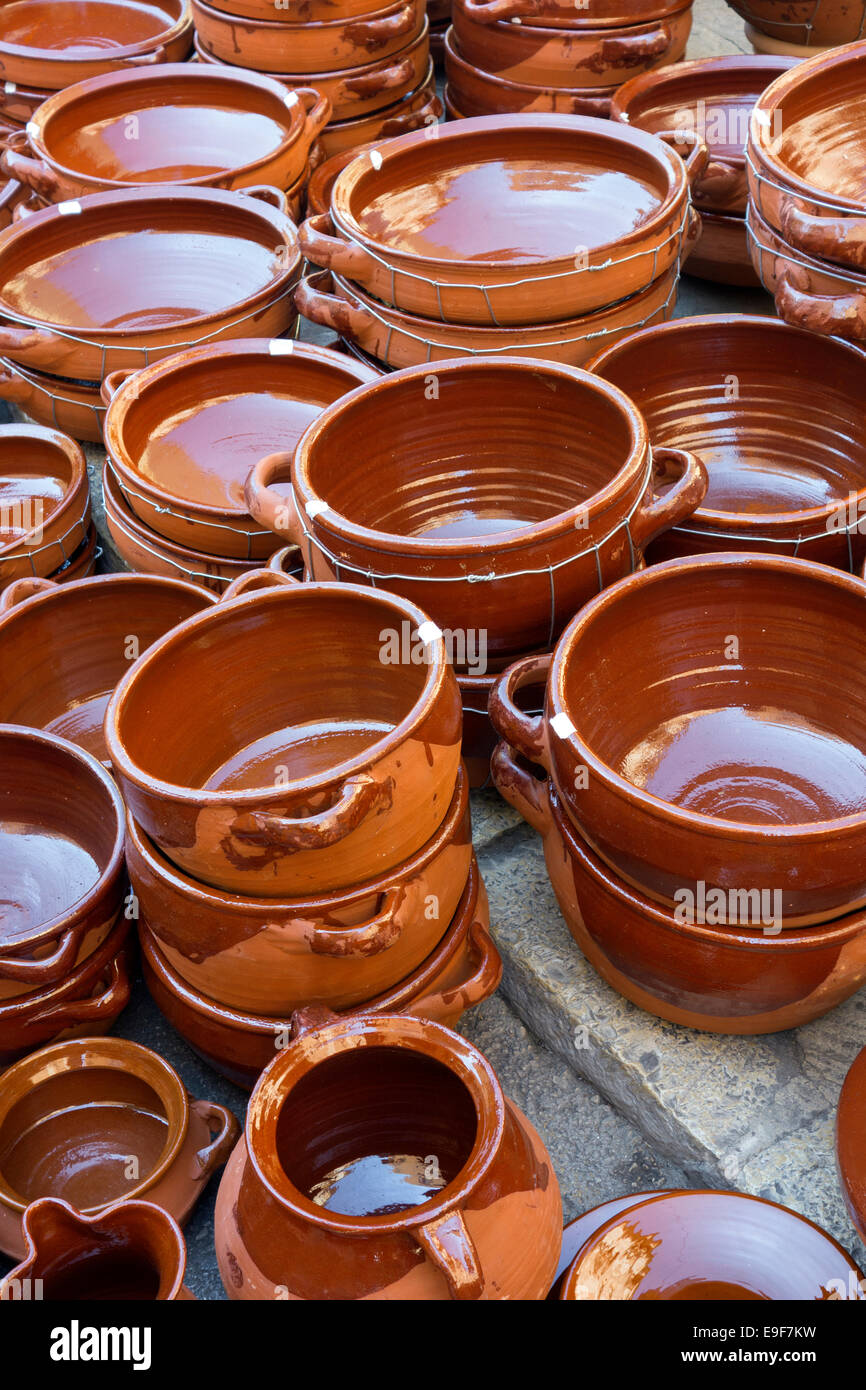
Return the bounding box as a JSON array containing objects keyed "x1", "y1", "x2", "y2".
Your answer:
[
  {"x1": 0, "y1": 79, "x2": 50, "y2": 124},
  {"x1": 207, "y1": 0, "x2": 411, "y2": 17},
  {"x1": 560, "y1": 1190, "x2": 865, "y2": 1299},
  {"x1": 451, "y1": 0, "x2": 692, "y2": 90},
  {"x1": 444, "y1": 29, "x2": 615, "y2": 118},
  {"x1": 682, "y1": 208, "x2": 759, "y2": 286},
  {"x1": 490, "y1": 553, "x2": 866, "y2": 927},
  {"x1": 105, "y1": 578, "x2": 463, "y2": 895},
  {"x1": 0, "y1": 1035, "x2": 240, "y2": 1259},
  {"x1": 0, "y1": 185, "x2": 301, "y2": 381},
  {"x1": 457, "y1": 0, "x2": 690, "y2": 28},
  {"x1": 140, "y1": 856, "x2": 501, "y2": 1088},
  {"x1": 611, "y1": 55, "x2": 797, "y2": 215},
  {"x1": 192, "y1": 0, "x2": 425, "y2": 75},
  {"x1": 0, "y1": 1197, "x2": 193, "y2": 1301},
  {"x1": 102, "y1": 338, "x2": 379, "y2": 561},
  {"x1": 295, "y1": 264, "x2": 680, "y2": 370},
  {"x1": 306, "y1": 143, "x2": 380, "y2": 219},
  {"x1": 747, "y1": 200, "x2": 866, "y2": 344},
  {"x1": 126, "y1": 762, "x2": 473, "y2": 1014},
  {"x1": 248, "y1": 357, "x2": 708, "y2": 663},
  {"x1": 0, "y1": 174, "x2": 28, "y2": 228},
  {"x1": 547, "y1": 1192, "x2": 666, "y2": 1299},
  {"x1": 313, "y1": 63, "x2": 441, "y2": 157},
  {"x1": 731, "y1": 0, "x2": 857, "y2": 48},
  {"x1": 301, "y1": 114, "x2": 701, "y2": 326},
  {"x1": 837, "y1": 1046, "x2": 866, "y2": 1246},
  {"x1": 587, "y1": 315, "x2": 866, "y2": 568},
  {"x1": 0, "y1": 0, "x2": 193, "y2": 90},
  {"x1": 4, "y1": 65, "x2": 330, "y2": 201},
  {"x1": 0, "y1": 359, "x2": 106, "y2": 444},
  {"x1": 0, "y1": 572, "x2": 215, "y2": 761},
  {"x1": 0, "y1": 424, "x2": 90, "y2": 588},
  {"x1": 0, "y1": 725, "x2": 126, "y2": 1000},
  {"x1": 51, "y1": 524, "x2": 99, "y2": 583}
]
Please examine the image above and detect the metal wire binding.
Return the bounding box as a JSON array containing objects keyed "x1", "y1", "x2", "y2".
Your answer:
[
  {"x1": 745, "y1": 148, "x2": 866, "y2": 230},
  {"x1": 104, "y1": 500, "x2": 239, "y2": 592},
  {"x1": 744, "y1": 209, "x2": 865, "y2": 299},
  {"x1": 0, "y1": 497, "x2": 90, "y2": 575},
  {"x1": 734, "y1": 0, "x2": 865, "y2": 39},
  {"x1": 109, "y1": 470, "x2": 269, "y2": 561},
  {"x1": 0, "y1": 358, "x2": 105, "y2": 435}
]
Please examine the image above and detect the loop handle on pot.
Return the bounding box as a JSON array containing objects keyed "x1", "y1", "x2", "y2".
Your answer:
[
  {"x1": 219, "y1": 567, "x2": 300, "y2": 601},
  {"x1": 775, "y1": 265, "x2": 866, "y2": 342},
  {"x1": 0, "y1": 922, "x2": 84, "y2": 982},
  {"x1": 229, "y1": 773, "x2": 387, "y2": 852},
  {"x1": 294, "y1": 87, "x2": 332, "y2": 156},
  {"x1": 242, "y1": 184, "x2": 290, "y2": 216},
  {"x1": 346, "y1": 2, "x2": 418, "y2": 45},
  {"x1": 490, "y1": 741, "x2": 552, "y2": 836},
  {"x1": 459, "y1": 0, "x2": 541, "y2": 22},
  {"x1": 100, "y1": 366, "x2": 139, "y2": 405},
  {"x1": 294, "y1": 270, "x2": 375, "y2": 338},
  {"x1": 656, "y1": 128, "x2": 710, "y2": 191},
  {"x1": 781, "y1": 202, "x2": 866, "y2": 272},
  {"x1": 289, "y1": 1004, "x2": 340, "y2": 1039},
  {"x1": 406, "y1": 916, "x2": 502, "y2": 1023},
  {"x1": 299, "y1": 212, "x2": 376, "y2": 279},
  {"x1": 189, "y1": 1100, "x2": 240, "y2": 1179},
  {"x1": 379, "y1": 88, "x2": 443, "y2": 135},
  {"x1": 416, "y1": 1209, "x2": 484, "y2": 1300},
  {"x1": 268, "y1": 543, "x2": 304, "y2": 577},
  {"x1": 487, "y1": 653, "x2": 550, "y2": 767},
  {"x1": 244, "y1": 451, "x2": 304, "y2": 543},
  {"x1": 693, "y1": 158, "x2": 746, "y2": 212},
  {"x1": 601, "y1": 22, "x2": 670, "y2": 59},
  {"x1": 28, "y1": 950, "x2": 131, "y2": 1030},
  {"x1": 308, "y1": 887, "x2": 404, "y2": 957},
  {"x1": 11, "y1": 192, "x2": 44, "y2": 223},
  {"x1": 122, "y1": 45, "x2": 164, "y2": 66},
  {"x1": 0, "y1": 321, "x2": 63, "y2": 367},
  {"x1": 343, "y1": 55, "x2": 414, "y2": 98},
  {"x1": 630, "y1": 446, "x2": 709, "y2": 549},
  {"x1": 1, "y1": 147, "x2": 62, "y2": 201},
  {"x1": 0, "y1": 574, "x2": 57, "y2": 612}
]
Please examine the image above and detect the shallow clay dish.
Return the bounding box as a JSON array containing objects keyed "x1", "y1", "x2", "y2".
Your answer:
[
  {"x1": 456, "y1": 0, "x2": 688, "y2": 27},
  {"x1": 0, "y1": 0, "x2": 193, "y2": 89},
  {"x1": 0, "y1": 1035, "x2": 239, "y2": 1259},
  {"x1": 306, "y1": 143, "x2": 380, "y2": 218},
  {"x1": 731, "y1": 0, "x2": 859, "y2": 48},
  {"x1": 747, "y1": 200, "x2": 866, "y2": 344},
  {"x1": 682, "y1": 208, "x2": 759, "y2": 285},
  {"x1": 313, "y1": 64, "x2": 441, "y2": 157},
  {"x1": 547, "y1": 1192, "x2": 666, "y2": 1298},
  {"x1": 0, "y1": 359, "x2": 106, "y2": 443},
  {"x1": 444, "y1": 29, "x2": 615, "y2": 117},
  {"x1": 838, "y1": 1047, "x2": 866, "y2": 1246},
  {"x1": 192, "y1": 0, "x2": 424, "y2": 75},
  {"x1": 0, "y1": 423, "x2": 90, "y2": 587},
  {"x1": 561, "y1": 1190, "x2": 865, "y2": 1299}
]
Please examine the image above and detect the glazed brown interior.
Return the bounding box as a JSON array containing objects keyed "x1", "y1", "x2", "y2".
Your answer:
[
  {"x1": 762, "y1": 57, "x2": 866, "y2": 204},
  {"x1": 616, "y1": 61, "x2": 790, "y2": 160},
  {"x1": 561, "y1": 563, "x2": 866, "y2": 826},
  {"x1": 22, "y1": 1204, "x2": 178, "y2": 1300},
  {"x1": 275, "y1": 1047, "x2": 478, "y2": 1216},
  {"x1": 0, "y1": 0, "x2": 185, "y2": 52},
  {"x1": 0, "y1": 431, "x2": 77, "y2": 549}
]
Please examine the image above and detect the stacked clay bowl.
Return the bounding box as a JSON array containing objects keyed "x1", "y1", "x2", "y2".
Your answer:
[
  {"x1": 490, "y1": 553, "x2": 866, "y2": 1033},
  {"x1": 0, "y1": 424, "x2": 93, "y2": 592},
  {"x1": 612, "y1": 54, "x2": 796, "y2": 286},
  {"x1": 296, "y1": 114, "x2": 702, "y2": 369},
  {"x1": 746, "y1": 42, "x2": 866, "y2": 345},
  {"x1": 428, "y1": 0, "x2": 451, "y2": 60},
  {"x1": 588, "y1": 314, "x2": 866, "y2": 569},
  {"x1": 724, "y1": 0, "x2": 860, "y2": 50},
  {"x1": 837, "y1": 1046, "x2": 866, "y2": 1247}
]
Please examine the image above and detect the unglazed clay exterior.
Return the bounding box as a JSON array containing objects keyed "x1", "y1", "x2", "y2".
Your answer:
[
  {"x1": 191, "y1": 0, "x2": 426, "y2": 75},
  {"x1": 444, "y1": 28, "x2": 616, "y2": 116}
]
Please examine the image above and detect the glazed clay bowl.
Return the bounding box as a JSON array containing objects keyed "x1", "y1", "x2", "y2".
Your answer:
[
  {"x1": 295, "y1": 264, "x2": 680, "y2": 371},
  {"x1": 0, "y1": 1196, "x2": 193, "y2": 1301},
  {"x1": 306, "y1": 142, "x2": 381, "y2": 219},
  {"x1": 0, "y1": 726, "x2": 126, "y2": 1000},
  {"x1": 490, "y1": 553, "x2": 866, "y2": 927},
  {"x1": 0, "y1": 424, "x2": 90, "y2": 587},
  {"x1": 105, "y1": 579, "x2": 463, "y2": 895},
  {"x1": 0, "y1": 185, "x2": 301, "y2": 381},
  {"x1": 456, "y1": 0, "x2": 690, "y2": 28},
  {"x1": 837, "y1": 1046, "x2": 866, "y2": 1246},
  {"x1": 561, "y1": 1190, "x2": 865, "y2": 1299},
  {"x1": 492, "y1": 750, "x2": 866, "y2": 1033},
  {"x1": 547, "y1": 1192, "x2": 667, "y2": 1299},
  {"x1": 207, "y1": 0, "x2": 413, "y2": 17},
  {"x1": 0, "y1": 359, "x2": 106, "y2": 444},
  {"x1": 301, "y1": 114, "x2": 702, "y2": 325},
  {"x1": 747, "y1": 200, "x2": 866, "y2": 345},
  {"x1": 126, "y1": 762, "x2": 473, "y2": 1014},
  {"x1": 140, "y1": 856, "x2": 501, "y2": 1088},
  {"x1": 0, "y1": 1035, "x2": 239, "y2": 1259},
  {"x1": 214, "y1": 1007, "x2": 559, "y2": 1299},
  {"x1": 587, "y1": 315, "x2": 866, "y2": 569},
  {"x1": 681, "y1": 208, "x2": 759, "y2": 287},
  {"x1": 729, "y1": 0, "x2": 861, "y2": 48},
  {"x1": 0, "y1": 572, "x2": 215, "y2": 760},
  {"x1": 248, "y1": 357, "x2": 708, "y2": 662},
  {"x1": 4, "y1": 65, "x2": 330, "y2": 200},
  {"x1": 102, "y1": 338, "x2": 379, "y2": 560},
  {"x1": 0, "y1": 0, "x2": 193, "y2": 90},
  {"x1": 192, "y1": 0, "x2": 425, "y2": 75},
  {"x1": 0, "y1": 79, "x2": 50, "y2": 124},
  {"x1": 444, "y1": 29, "x2": 615, "y2": 118},
  {"x1": 313, "y1": 64, "x2": 441, "y2": 158}
]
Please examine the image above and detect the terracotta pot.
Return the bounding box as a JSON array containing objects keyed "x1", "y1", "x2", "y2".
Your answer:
[
  {"x1": 248, "y1": 357, "x2": 707, "y2": 662},
  {"x1": 127, "y1": 762, "x2": 472, "y2": 1013},
  {"x1": 267, "y1": 542, "x2": 306, "y2": 575},
  {"x1": 214, "y1": 1005, "x2": 559, "y2": 1299},
  {"x1": 52, "y1": 524, "x2": 99, "y2": 582},
  {"x1": 192, "y1": 0, "x2": 424, "y2": 75},
  {"x1": 105, "y1": 578, "x2": 463, "y2": 895},
  {"x1": 611, "y1": 54, "x2": 796, "y2": 215},
  {"x1": 444, "y1": 29, "x2": 615, "y2": 117},
  {"x1": 560, "y1": 1190, "x2": 865, "y2": 1299},
  {"x1": 726, "y1": 0, "x2": 861, "y2": 46},
  {"x1": 193, "y1": 21, "x2": 430, "y2": 121},
  {"x1": 313, "y1": 63, "x2": 441, "y2": 156},
  {"x1": 747, "y1": 200, "x2": 866, "y2": 344},
  {"x1": 547, "y1": 1191, "x2": 666, "y2": 1299},
  {"x1": 295, "y1": 263, "x2": 680, "y2": 370},
  {"x1": 210, "y1": 0, "x2": 408, "y2": 16},
  {"x1": 0, "y1": 185, "x2": 301, "y2": 380},
  {"x1": 0, "y1": 174, "x2": 28, "y2": 227},
  {"x1": 0, "y1": 358, "x2": 105, "y2": 444},
  {"x1": 0, "y1": 1197, "x2": 194, "y2": 1300},
  {"x1": 4, "y1": 65, "x2": 329, "y2": 201},
  {"x1": 306, "y1": 142, "x2": 380, "y2": 218},
  {"x1": 460, "y1": 657, "x2": 547, "y2": 790},
  {"x1": 0, "y1": 0, "x2": 193, "y2": 90},
  {"x1": 0, "y1": 573, "x2": 215, "y2": 761},
  {"x1": 587, "y1": 315, "x2": 866, "y2": 567},
  {"x1": 0, "y1": 79, "x2": 49, "y2": 124},
  {"x1": 301, "y1": 114, "x2": 703, "y2": 325},
  {"x1": 456, "y1": 0, "x2": 688, "y2": 28},
  {"x1": 102, "y1": 338, "x2": 379, "y2": 560},
  {"x1": 0, "y1": 1034, "x2": 239, "y2": 1258},
  {"x1": 0, "y1": 423, "x2": 90, "y2": 588},
  {"x1": 140, "y1": 856, "x2": 501, "y2": 1086},
  {"x1": 743, "y1": 13, "x2": 839, "y2": 50},
  {"x1": 490, "y1": 553, "x2": 866, "y2": 927},
  {"x1": 837, "y1": 1046, "x2": 866, "y2": 1246},
  {"x1": 681, "y1": 208, "x2": 759, "y2": 285}
]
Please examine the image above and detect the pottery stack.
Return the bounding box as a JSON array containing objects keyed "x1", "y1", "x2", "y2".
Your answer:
[
  {"x1": 428, "y1": 0, "x2": 452, "y2": 60},
  {"x1": 723, "y1": 0, "x2": 851, "y2": 57},
  {"x1": 444, "y1": 0, "x2": 693, "y2": 120},
  {"x1": 0, "y1": 425, "x2": 97, "y2": 591}
]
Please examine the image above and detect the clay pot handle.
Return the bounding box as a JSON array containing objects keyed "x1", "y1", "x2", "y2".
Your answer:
[
  {"x1": 293, "y1": 86, "x2": 332, "y2": 157},
  {"x1": 289, "y1": 1004, "x2": 340, "y2": 1039},
  {"x1": 242, "y1": 184, "x2": 290, "y2": 216},
  {"x1": 347, "y1": 2, "x2": 418, "y2": 45},
  {"x1": 486, "y1": 653, "x2": 550, "y2": 767},
  {"x1": 28, "y1": 951, "x2": 131, "y2": 1030},
  {"x1": 229, "y1": 772, "x2": 387, "y2": 851},
  {"x1": 343, "y1": 56, "x2": 414, "y2": 98},
  {"x1": 11, "y1": 194, "x2": 44, "y2": 223},
  {"x1": 189, "y1": 1100, "x2": 240, "y2": 1179},
  {"x1": 407, "y1": 916, "x2": 502, "y2": 1023},
  {"x1": 459, "y1": 0, "x2": 540, "y2": 20},
  {"x1": 655, "y1": 128, "x2": 710, "y2": 192},
  {"x1": 298, "y1": 211, "x2": 376, "y2": 279},
  {"x1": 219, "y1": 568, "x2": 300, "y2": 601},
  {"x1": 122, "y1": 45, "x2": 164, "y2": 66},
  {"x1": 308, "y1": 887, "x2": 403, "y2": 957},
  {"x1": 0, "y1": 574, "x2": 57, "y2": 612},
  {"x1": 693, "y1": 158, "x2": 746, "y2": 211},
  {"x1": 601, "y1": 23, "x2": 670, "y2": 59},
  {"x1": 0, "y1": 147, "x2": 63, "y2": 201},
  {"x1": 268, "y1": 543, "x2": 303, "y2": 576},
  {"x1": 781, "y1": 202, "x2": 866, "y2": 272},
  {"x1": 0, "y1": 922, "x2": 85, "y2": 983},
  {"x1": 630, "y1": 446, "x2": 709, "y2": 549},
  {"x1": 775, "y1": 264, "x2": 866, "y2": 341},
  {"x1": 100, "y1": 366, "x2": 139, "y2": 406},
  {"x1": 379, "y1": 89, "x2": 443, "y2": 135},
  {"x1": 0, "y1": 321, "x2": 64, "y2": 367},
  {"x1": 416, "y1": 1210, "x2": 484, "y2": 1300},
  {"x1": 489, "y1": 741, "x2": 552, "y2": 836},
  {"x1": 244, "y1": 451, "x2": 304, "y2": 542},
  {"x1": 294, "y1": 270, "x2": 375, "y2": 338}
]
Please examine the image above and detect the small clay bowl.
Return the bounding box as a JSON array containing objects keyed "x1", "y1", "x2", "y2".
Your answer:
[
  {"x1": 51, "y1": 524, "x2": 98, "y2": 583},
  {"x1": 547, "y1": 1192, "x2": 668, "y2": 1298},
  {"x1": 312, "y1": 63, "x2": 442, "y2": 159},
  {"x1": 0, "y1": 359, "x2": 105, "y2": 444},
  {"x1": 837, "y1": 1046, "x2": 866, "y2": 1247},
  {"x1": 140, "y1": 856, "x2": 501, "y2": 1088},
  {"x1": 0, "y1": 572, "x2": 215, "y2": 760},
  {"x1": 561, "y1": 1190, "x2": 865, "y2": 1299},
  {"x1": 729, "y1": 0, "x2": 860, "y2": 46},
  {"x1": 0, "y1": 424, "x2": 90, "y2": 588},
  {"x1": 587, "y1": 315, "x2": 866, "y2": 569},
  {"x1": 682, "y1": 208, "x2": 760, "y2": 286},
  {"x1": 747, "y1": 200, "x2": 866, "y2": 345},
  {"x1": 444, "y1": 28, "x2": 615, "y2": 118},
  {"x1": 306, "y1": 142, "x2": 380, "y2": 219},
  {"x1": 745, "y1": 16, "x2": 836, "y2": 53},
  {"x1": 0, "y1": 0, "x2": 193, "y2": 90},
  {"x1": 192, "y1": 0, "x2": 424, "y2": 75},
  {"x1": 0, "y1": 725, "x2": 126, "y2": 999},
  {"x1": 0, "y1": 1035, "x2": 240, "y2": 1259},
  {"x1": 456, "y1": 0, "x2": 688, "y2": 29}
]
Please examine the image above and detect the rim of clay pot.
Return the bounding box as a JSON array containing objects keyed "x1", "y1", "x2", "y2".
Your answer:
[
  {"x1": 0, "y1": 423, "x2": 87, "y2": 561},
  {"x1": 0, "y1": 1038, "x2": 190, "y2": 1214},
  {"x1": 292, "y1": 356, "x2": 648, "y2": 554},
  {"x1": 330, "y1": 113, "x2": 689, "y2": 274},
  {"x1": 0, "y1": 724, "x2": 126, "y2": 956},
  {"x1": 104, "y1": 579, "x2": 454, "y2": 803},
  {"x1": 837, "y1": 1045, "x2": 866, "y2": 1243},
  {"x1": 443, "y1": 27, "x2": 619, "y2": 108},
  {"x1": 193, "y1": 16, "x2": 429, "y2": 85},
  {"x1": 0, "y1": 0, "x2": 192, "y2": 67},
  {"x1": 306, "y1": 142, "x2": 379, "y2": 219},
  {"x1": 587, "y1": 313, "x2": 866, "y2": 529},
  {"x1": 246, "y1": 1007, "x2": 505, "y2": 1235},
  {"x1": 194, "y1": 0, "x2": 416, "y2": 32},
  {"x1": 550, "y1": 552, "x2": 866, "y2": 842}
]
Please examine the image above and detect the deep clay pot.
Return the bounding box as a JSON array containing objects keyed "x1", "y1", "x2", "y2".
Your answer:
[
  {"x1": 0, "y1": 1035, "x2": 239, "y2": 1259},
  {"x1": 312, "y1": 63, "x2": 441, "y2": 157},
  {"x1": 0, "y1": 1197, "x2": 193, "y2": 1300},
  {"x1": 587, "y1": 315, "x2": 866, "y2": 568},
  {"x1": 443, "y1": 29, "x2": 615, "y2": 118},
  {"x1": 247, "y1": 356, "x2": 707, "y2": 663},
  {"x1": 837, "y1": 1045, "x2": 866, "y2": 1247},
  {"x1": 0, "y1": 0, "x2": 193, "y2": 90},
  {"x1": 727, "y1": 0, "x2": 864, "y2": 48},
  {"x1": 455, "y1": 0, "x2": 689, "y2": 29},
  {"x1": 214, "y1": 1008, "x2": 560, "y2": 1298},
  {"x1": 140, "y1": 856, "x2": 501, "y2": 1087},
  {"x1": 191, "y1": 0, "x2": 425, "y2": 75},
  {"x1": 0, "y1": 358, "x2": 106, "y2": 443},
  {"x1": 0, "y1": 423, "x2": 90, "y2": 588},
  {"x1": 747, "y1": 200, "x2": 866, "y2": 345}
]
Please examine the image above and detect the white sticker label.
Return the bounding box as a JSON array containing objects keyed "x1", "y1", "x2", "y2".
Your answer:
[
  {"x1": 369, "y1": 149, "x2": 383, "y2": 170},
  {"x1": 416, "y1": 620, "x2": 443, "y2": 645},
  {"x1": 25, "y1": 120, "x2": 38, "y2": 138},
  {"x1": 57, "y1": 201, "x2": 82, "y2": 215},
  {"x1": 305, "y1": 499, "x2": 329, "y2": 518},
  {"x1": 550, "y1": 712, "x2": 576, "y2": 739},
  {"x1": 284, "y1": 91, "x2": 299, "y2": 107},
  {"x1": 269, "y1": 339, "x2": 294, "y2": 355},
  {"x1": 4, "y1": 83, "x2": 16, "y2": 93}
]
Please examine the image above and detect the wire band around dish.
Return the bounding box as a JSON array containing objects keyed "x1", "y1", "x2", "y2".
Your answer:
[{"x1": 0, "y1": 494, "x2": 91, "y2": 575}]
